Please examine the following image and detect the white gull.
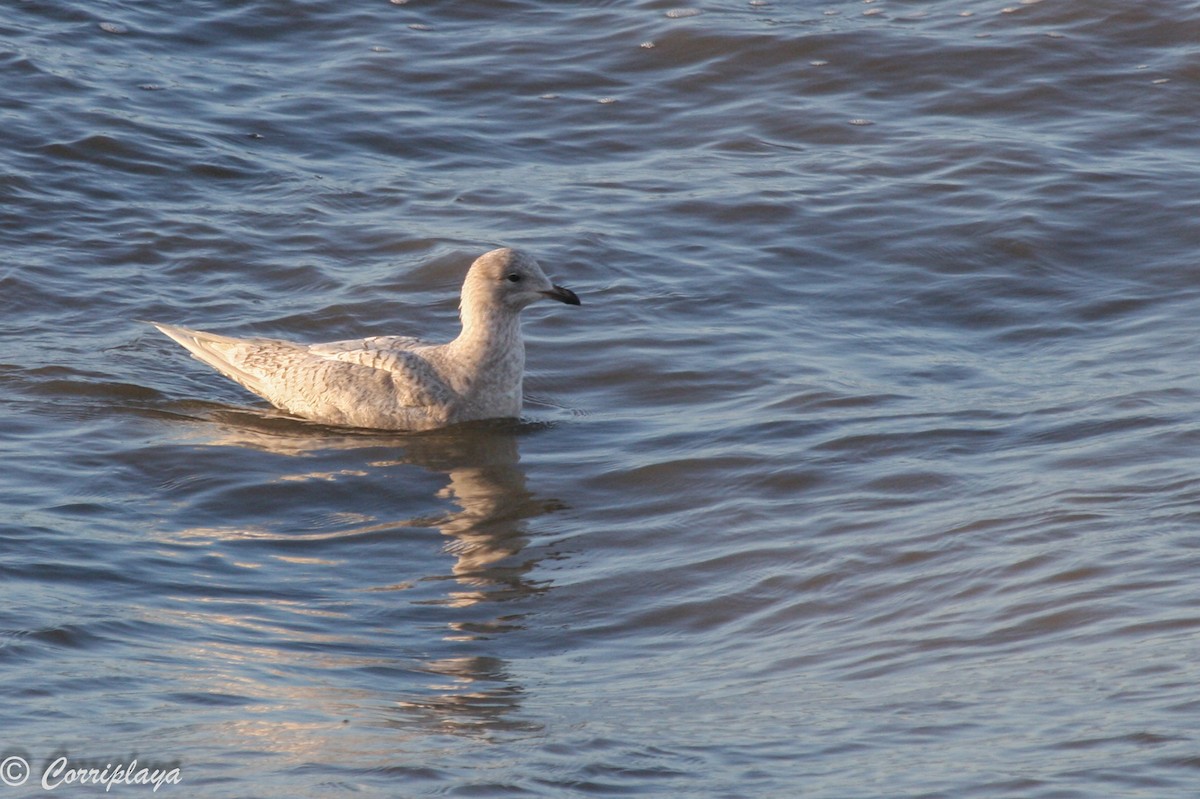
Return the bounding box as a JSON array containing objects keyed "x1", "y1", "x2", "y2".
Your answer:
[{"x1": 152, "y1": 248, "x2": 580, "y2": 431}]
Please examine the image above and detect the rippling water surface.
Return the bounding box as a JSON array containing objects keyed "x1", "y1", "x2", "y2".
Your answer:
[{"x1": 5, "y1": 1, "x2": 1200, "y2": 796}]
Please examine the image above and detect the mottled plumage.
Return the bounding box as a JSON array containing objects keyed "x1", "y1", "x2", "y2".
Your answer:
[{"x1": 153, "y1": 248, "x2": 580, "y2": 430}]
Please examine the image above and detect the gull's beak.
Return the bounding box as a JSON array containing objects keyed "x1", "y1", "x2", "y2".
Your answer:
[{"x1": 541, "y1": 284, "x2": 581, "y2": 306}]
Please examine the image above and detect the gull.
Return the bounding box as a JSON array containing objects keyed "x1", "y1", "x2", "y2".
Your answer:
[{"x1": 152, "y1": 248, "x2": 580, "y2": 431}]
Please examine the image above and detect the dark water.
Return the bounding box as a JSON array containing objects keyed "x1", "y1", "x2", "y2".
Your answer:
[{"x1": 5, "y1": 1, "x2": 1200, "y2": 796}]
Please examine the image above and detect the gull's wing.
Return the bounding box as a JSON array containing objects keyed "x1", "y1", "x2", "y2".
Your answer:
[
  {"x1": 152, "y1": 323, "x2": 455, "y2": 429},
  {"x1": 311, "y1": 343, "x2": 453, "y2": 409}
]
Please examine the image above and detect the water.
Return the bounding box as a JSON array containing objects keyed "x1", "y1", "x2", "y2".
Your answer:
[{"x1": 4, "y1": 1, "x2": 1200, "y2": 796}]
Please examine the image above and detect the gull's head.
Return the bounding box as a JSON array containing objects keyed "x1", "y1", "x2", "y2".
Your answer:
[{"x1": 461, "y1": 248, "x2": 581, "y2": 314}]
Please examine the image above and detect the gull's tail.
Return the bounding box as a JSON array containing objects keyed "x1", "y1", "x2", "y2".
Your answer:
[{"x1": 150, "y1": 322, "x2": 271, "y2": 397}]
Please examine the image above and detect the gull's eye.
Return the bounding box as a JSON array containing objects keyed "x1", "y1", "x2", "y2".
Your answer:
[{"x1": 506, "y1": 273, "x2": 522, "y2": 283}]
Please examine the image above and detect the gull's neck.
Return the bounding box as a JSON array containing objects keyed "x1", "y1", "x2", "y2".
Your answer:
[{"x1": 447, "y1": 301, "x2": 525, "y2": 374}]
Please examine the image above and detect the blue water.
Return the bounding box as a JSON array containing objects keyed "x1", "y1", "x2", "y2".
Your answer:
[{"x1": 5, "y1": 1, "x2": 1200, "y2": 796}]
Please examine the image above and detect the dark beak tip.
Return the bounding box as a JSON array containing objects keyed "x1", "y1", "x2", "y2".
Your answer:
[{"x1": 546, "y1": 285, "x2": 581, "y2": 306}]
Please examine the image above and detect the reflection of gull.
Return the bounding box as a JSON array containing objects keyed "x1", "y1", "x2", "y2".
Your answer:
[
  {"x1": 167, "y1": 413, "x2": 560, "y2": 736},
  {"x1": 188, "y1": 413, "x2": 553, "y2": 605},
  {"x1": 393, "y1": 655, "x2": 540, "y2": 735},
  {"x1": 152, "y1": 248, "x2": 580, "y2": 431}
]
